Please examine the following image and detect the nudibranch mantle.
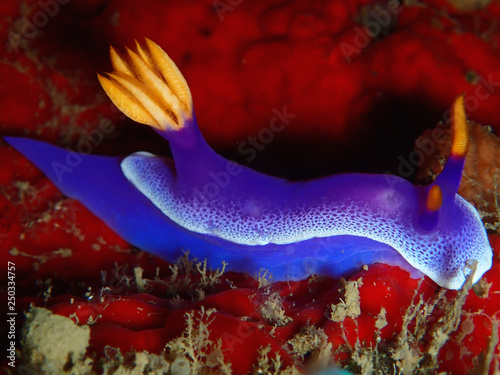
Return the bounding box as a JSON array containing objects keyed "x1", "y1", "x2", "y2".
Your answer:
[
  {"x1": 121, "y1": 150, "x2": 489, "y2": 289},
  {"x1": 5, "y1": 39, "x2": 492, "y2": 290}
]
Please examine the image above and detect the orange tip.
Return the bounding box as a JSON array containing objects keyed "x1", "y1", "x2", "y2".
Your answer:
[
  {"x1": 450, "y1": 94, "x2": 469, "y2": 158},
  {"x1": 426, "y1": 184, "x2": 443, "y2": 212}
]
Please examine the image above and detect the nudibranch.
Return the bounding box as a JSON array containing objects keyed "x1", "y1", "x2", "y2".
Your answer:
[{"x1": 5, "y1": 39, "x2": 492, "y2": 289}]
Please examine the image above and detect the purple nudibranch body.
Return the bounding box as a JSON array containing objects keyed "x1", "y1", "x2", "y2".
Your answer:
[{"x1": 5, "y1": 39, "x2": 492, "y2": 289}]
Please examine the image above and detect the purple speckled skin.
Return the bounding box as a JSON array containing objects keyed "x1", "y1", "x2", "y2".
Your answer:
[{"x1": 4, "y1": 113, "x2": 492, "y2": 289}]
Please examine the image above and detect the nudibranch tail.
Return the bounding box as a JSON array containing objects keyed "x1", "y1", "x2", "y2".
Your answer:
[{"x1": 97, "y1": 38, "x2": 192, "y2": 131}]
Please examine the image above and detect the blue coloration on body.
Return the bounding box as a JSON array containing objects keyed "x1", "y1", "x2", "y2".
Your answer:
[
  {"x1": 4, "y1": 136, "x2": 412, "y2": 282},
  {"x1": 4, "y1": 40, "x2": 493, "y2": 290},
  {"x1": 4, "y1": 113, "x2": 490, "y2": 290}
]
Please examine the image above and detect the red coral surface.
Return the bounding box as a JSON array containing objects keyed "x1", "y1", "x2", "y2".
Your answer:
[{"x1": 1, "y1": 0, "x2": 500, "y2": 374}]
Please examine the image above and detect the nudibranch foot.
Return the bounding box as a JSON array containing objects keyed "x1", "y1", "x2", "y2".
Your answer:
[{"x1": 4, "y1": 40, "x2": 493, "y2": 290}]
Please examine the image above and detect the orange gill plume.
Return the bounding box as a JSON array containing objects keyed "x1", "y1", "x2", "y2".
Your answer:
[{"x1": 97, "y1": 38, "x2": 192, "y2": 131}]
